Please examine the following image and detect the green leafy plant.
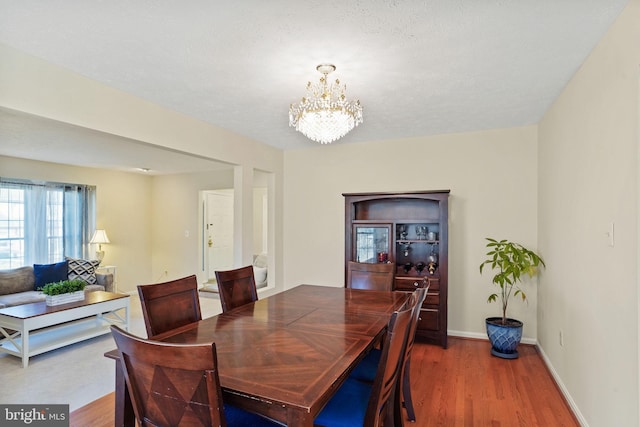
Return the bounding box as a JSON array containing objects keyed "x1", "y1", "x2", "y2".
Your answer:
[
  {"x1": 40, "y1": 279, "x2": 86, "y2": 296},
  {"x1": 479, "y1": 238, "x2": 545, "y2": 325}
]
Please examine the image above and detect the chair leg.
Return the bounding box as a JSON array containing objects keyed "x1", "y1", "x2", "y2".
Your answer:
[{"x1": 402, "y1": 358, "x2": 416, "y2": 422}]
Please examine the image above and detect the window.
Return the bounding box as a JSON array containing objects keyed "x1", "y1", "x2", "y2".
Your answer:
[{"x1": 0, "y1": 178, "x2": 96, "y2": 269}]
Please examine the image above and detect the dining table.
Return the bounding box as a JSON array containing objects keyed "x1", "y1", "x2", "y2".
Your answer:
[{"x1": 105, "y1": 284, "x2": 409, "y2": 426}]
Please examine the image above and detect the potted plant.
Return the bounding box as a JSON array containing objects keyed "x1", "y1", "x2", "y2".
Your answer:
[
  {"x1": 479, "y1": 238, "x2": 545, "y2": 359},
  {"x1": 40, "y1": 279, "x2": 86, "y2": 306}
]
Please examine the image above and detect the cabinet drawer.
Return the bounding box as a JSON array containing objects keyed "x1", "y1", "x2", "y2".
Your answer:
[
  {"x1": 417, "y1": 308, "x2": 439, "y2": 331},
  {"x1": 395, "y1": 277, "x2": 440, "y2": 291},
  {"x1": 394, "y1": 277, "x2": 425, "y2": 291},
  {"x1": 424, "y1": 292, "x2": 439, "y2": 306},
  {"x1": 425, "y1": 277, "x2": 440, "y2": 291}
]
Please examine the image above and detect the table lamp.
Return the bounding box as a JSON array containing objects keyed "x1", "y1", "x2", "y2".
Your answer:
[{"x1": 90, "y1": 229, "x2": 110, "y2": 261}]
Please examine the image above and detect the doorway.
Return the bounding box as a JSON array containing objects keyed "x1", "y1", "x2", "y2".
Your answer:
[{"x1": 202, "y1": 189, "x2": 234, "y2": 284}]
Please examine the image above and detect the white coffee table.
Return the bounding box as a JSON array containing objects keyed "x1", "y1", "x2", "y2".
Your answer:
[{"x1": 0, "y1": 291, "x2": 129, "y2": 368}]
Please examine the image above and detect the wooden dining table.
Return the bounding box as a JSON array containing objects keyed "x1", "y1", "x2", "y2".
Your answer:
[{"x1": 106, "y1": 284, "x2": 409, "y2": 426}]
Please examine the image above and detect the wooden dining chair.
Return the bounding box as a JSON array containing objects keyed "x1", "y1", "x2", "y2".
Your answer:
[
  {"x1": 137, "y1": 274, "x2": 202, "y2": 338},
  {"x1": 399, "y1": 284, "x2": 429, "y2": 421},
  {"x1": 215, "y1": 265, "x2": 259, "y2": 313},
  {"x1": 314, "y1": 292, "x2": 417, "y2": 427},
  {"x1": 348, "y1": 283, "x2": 429, "y2": 422},
  {"x1": 109, "y1": 325, "x2": 279, "y2": 427},
  {"x1": 346, "y1": 261, "x2": 395, "y2": 291}
]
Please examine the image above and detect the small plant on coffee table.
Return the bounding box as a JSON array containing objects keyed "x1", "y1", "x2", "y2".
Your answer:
[{"x1": 40, "y1": 279, "x2": 86, "y2": 295}]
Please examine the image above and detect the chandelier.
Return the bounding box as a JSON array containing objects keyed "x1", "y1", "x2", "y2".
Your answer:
[{"x1": 289, "y1": 64, "x2": 363, "y2": 144}]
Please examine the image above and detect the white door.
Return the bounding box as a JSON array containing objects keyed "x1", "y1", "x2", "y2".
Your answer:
[{"x1": 205, "y1": 190, "x2": 234, "y2": 283}]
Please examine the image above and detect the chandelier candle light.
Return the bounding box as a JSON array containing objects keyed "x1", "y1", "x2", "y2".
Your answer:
[{"x1": 289, "y1": 64, "x2": 363, "y2": 144}]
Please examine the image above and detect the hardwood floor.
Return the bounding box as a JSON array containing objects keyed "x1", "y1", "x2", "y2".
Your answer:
[
  {"x1": 69, "y1": 392, "x2": 114, "y2": 427},
  {"x1": 70, "y1": 337, "x2": 579, "y2": 426},
  {"x1": 409, "y1": 338, "x2": 579, "y2": 426}
]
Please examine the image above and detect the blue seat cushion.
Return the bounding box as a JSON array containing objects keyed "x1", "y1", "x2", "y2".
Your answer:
[
  {"x1": 314, "y1": 378, "x2": 372, "y2": 427},
  {"x1": 348, "y1": 348, "x2": 381, "y2": 383},
  {"x1": 224, "y1": 403, "x2": 280, "y2": 426}
]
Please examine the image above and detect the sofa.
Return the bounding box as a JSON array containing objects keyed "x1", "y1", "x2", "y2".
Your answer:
[
  {"x1": 199, "y1": 253, "x2": 268, "y2": 295},
  {"x1": 253, "y1": 253, "x2": 268, "y2": 289},
  {"x1": 0, "y1": 261, "x2": 114, "y2": 309}
]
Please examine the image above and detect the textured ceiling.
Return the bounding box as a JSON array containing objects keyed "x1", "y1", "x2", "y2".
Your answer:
[{"x1": 0, "y1": 1, "x2": 629, "y2": 170}]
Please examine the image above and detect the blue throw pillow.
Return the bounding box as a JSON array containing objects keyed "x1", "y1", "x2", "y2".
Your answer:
[{"x1": 34, "y1": 261, "x2": 69, "y2": 289}]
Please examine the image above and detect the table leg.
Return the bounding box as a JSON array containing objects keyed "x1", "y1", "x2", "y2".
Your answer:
[
  {"x1": 22, "y1": 328, "x2": 29, "y2": 368},
  {"x1": 124, "y1": 303, "x2": 130, "y2": 331}
]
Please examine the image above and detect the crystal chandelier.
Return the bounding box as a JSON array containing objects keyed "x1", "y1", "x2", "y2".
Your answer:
[{"x1": 289, "y1": 64, "x2": 363, "y2": 144}]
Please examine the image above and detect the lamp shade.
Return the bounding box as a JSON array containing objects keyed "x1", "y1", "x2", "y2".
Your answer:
[{"x1": 90, "y1": 229, "x2": 110, "y2": 244}]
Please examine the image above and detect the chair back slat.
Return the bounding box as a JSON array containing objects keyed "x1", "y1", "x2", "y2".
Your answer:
[
  {"x1": 406, "y1": 283, "x2": 429, "y2": 358},
  {"x1": 215, "y1": 265, "x2": 259, "y2": 313},
  {"x1": 365, "y1": 292, "x2": 417, "y2": 425},
  {"x1": 346, "y1": 261, "x2": 395, "y2": 291},
  {"x1": 110, "y1": 325, "x2": 226, "y2": 427},
  {"x1": 137, "y1": 275, "x2": 202, "y2": 338}
]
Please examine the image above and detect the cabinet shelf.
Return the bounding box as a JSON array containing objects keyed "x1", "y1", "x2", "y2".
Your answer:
[{"x1": 396, "y1": 240, "x2": 439, "y2": 244}]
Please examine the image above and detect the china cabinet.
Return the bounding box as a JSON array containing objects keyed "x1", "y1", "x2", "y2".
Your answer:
[{"x1": 344, "y1": 190, "x2": 450, "y2": 347}]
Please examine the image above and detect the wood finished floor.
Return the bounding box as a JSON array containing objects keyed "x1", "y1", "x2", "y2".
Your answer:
[{"x1": 70, "y1": 337, "x2": 579, "y2": 426}]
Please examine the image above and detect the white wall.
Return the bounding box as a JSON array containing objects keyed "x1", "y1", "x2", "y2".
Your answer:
[
  {"x1": 151, "y1": 170, "x2": 233, "y2": 284},
  {"x1": 0, "y1": 155, "x2": 153, "y2": 292},
  {"x1": 0, "y1": 43, "x2": 286, "y2": 294},
  {"x1": 537, "y1": 0, "x2": 640, "y2": 425},
  {"x1": 253, "y1": 186, "x2": 268, "y2": 254},
  {"x1": 284, "y1": 126, "x2": 539, "y2": 339}
]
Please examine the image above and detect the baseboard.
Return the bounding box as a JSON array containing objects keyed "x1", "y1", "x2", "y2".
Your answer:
[
  {"x1": 448, "y1": 329, "x2": 537, "y2": 345},
  {"x1": 536, "y1": 344, "x2": 588, "y2": 427},
  {"x1": 448, "y1": 330, "x2": 587, "y2": 426}
]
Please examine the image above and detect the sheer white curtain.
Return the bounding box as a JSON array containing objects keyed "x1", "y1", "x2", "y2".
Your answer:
[
  {"x1": 0, "y1": 178, "x2": 95, "y2": 268},
  {"x1": 63, "y1": 184, "x2": 96, "y2": 260}
]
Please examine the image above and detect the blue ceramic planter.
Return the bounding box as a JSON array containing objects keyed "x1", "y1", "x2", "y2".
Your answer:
[{"x1": 485, "y1": 317, "x2": 523, "y2": 359}]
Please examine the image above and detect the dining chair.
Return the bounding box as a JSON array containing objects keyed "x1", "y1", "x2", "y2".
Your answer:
[
  {"x1": 314, "y1": 292, "x2": 418, "y2": 427},
  {"x1": 215, "y1": 265, "x2": 259, "y2": 313},
  {"x1": 348, "y1": 283, "x2": 429, "y2": 422},
  {"x1": 346, "y1": 261, "x2": 395, "y2": 291},
  {"x1": 109, "y1": 325, "x2": 279, "y2": 427},
  {"x1": 137, "y1": 274, "x2": 202, "y2": 338}
]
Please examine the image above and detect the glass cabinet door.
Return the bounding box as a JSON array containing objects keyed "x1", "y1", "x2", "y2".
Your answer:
[{"x1": 352, "y1": 224, "x2": 391, "y2": 263}]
